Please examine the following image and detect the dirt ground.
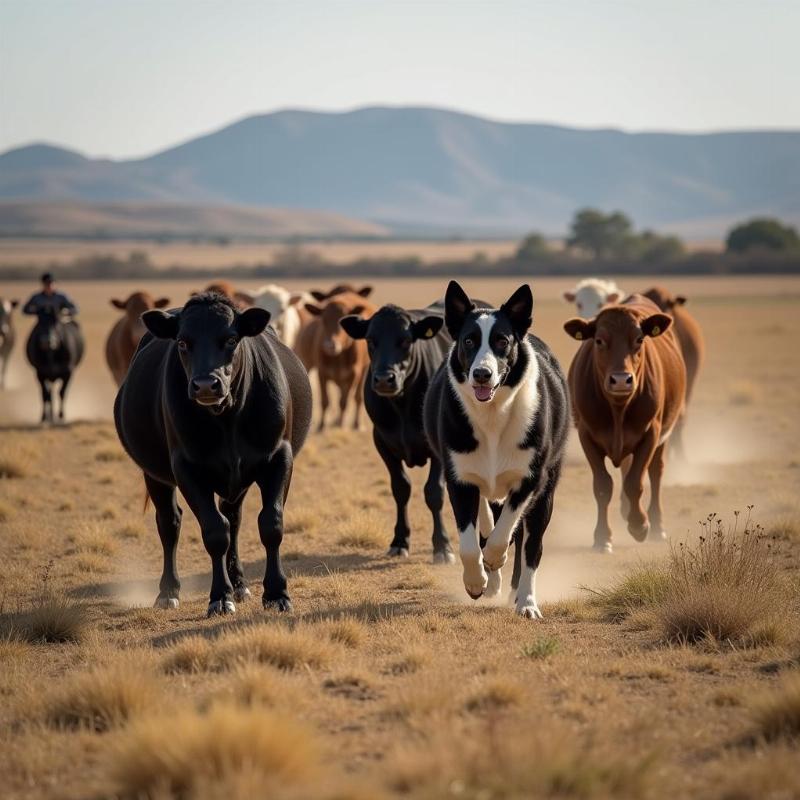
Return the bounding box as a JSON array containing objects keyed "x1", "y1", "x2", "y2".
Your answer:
[{"x1": 0, "y1": 275, "x2": 798, "y2": 799}]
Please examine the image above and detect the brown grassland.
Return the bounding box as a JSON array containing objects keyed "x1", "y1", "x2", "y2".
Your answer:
[{"x1": 0, "y1": 275, "x2": 799, "y2": 799}]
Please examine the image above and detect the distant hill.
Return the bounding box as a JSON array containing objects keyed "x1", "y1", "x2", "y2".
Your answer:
[
  {"x1": 0, "y1": 201, "x2": 388, "y2": 239},
  {"x1": 2, "y1": 107, "x2": 799, "y2": 237}
]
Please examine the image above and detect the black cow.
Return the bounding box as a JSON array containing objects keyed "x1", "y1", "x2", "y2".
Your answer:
[
  {"x1": 423, "y1": 282, "x2": 569, "y2": 618},
  {"x1": 340, "y1": 303, "x2": 455, "y2": 563},
  {"x1": 114, "y1": 293, "x2": 312, "y2": 616},
  {"x1": 25, "y1": 308, "x2": 84, "y2": 423}
]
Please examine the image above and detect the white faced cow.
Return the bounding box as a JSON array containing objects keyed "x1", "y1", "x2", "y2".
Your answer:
[
  {"x1": 563, "y1": 278, "x2": 625, "y2": 319},
  {"x1": 238, "y1": 285, "x2": 311, "y2": 350}
]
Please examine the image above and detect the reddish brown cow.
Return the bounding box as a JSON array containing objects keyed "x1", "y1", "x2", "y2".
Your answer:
[
  {"x1": 564, "y1": 295, "x2": 686, "y2": 552},
  {"x1": 296, "y1": 292, "x2": 376, "y2": 432},
  {"x1": 642, "y1": 286, "x2": 704, "y2": 460},
  {"x1": 193, "y1": 281, "x2": 253, "y2": 309},
  {"x1": 105, "y1": 292, "x2": 170, "y2": 385},
  {"x1": 309, "y1": 284, "x2": 373, "y2": 303}
]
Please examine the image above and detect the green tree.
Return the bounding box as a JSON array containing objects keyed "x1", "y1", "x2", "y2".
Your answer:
[
  {"x1": 726, "y1": 218, "x2": 800, "y2": 253},
  {"x1": 515, "y1": 232, "x2": 550, "y2": 261},
  {"x1": 631, "y1": 230, "x2": 686, "y2": 263},
  {"x1": 567, "y1": 209, "x2": 633, "y2": 259}
]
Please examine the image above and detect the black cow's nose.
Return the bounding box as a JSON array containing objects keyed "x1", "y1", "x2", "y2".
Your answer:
[
  {"x1": 190, "y1": 376, "x2": 223, "y2": 397},
  {"x1": 472, "y1": 367, "x2": 493, "y2": 385},
  {"x1": 373, "y1": 371, "x2": 399, "y2": 394}
]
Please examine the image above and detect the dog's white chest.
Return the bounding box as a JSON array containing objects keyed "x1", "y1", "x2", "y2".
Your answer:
[{"x1": 449, "y1": 350, "x2": 539, "y2": 501}]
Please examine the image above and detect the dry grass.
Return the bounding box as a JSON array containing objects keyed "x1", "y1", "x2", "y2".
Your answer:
[
  {"x1": 592, "y1": 513, "x2": 793, "y2": 646},
  {"x1": 284, "y1": 508, "x2": 322, "y2": 534},
  {"x1": 103, "y1": 704, "x2": 323, "y2": 800},
  {"x1": 71, "y1": 521, "x2": 117, "y2": 557},
  {"x1": 0, "y1": 501, "x2": 12, "y2": 522},
  {"x1": 1, "y1": 593, "x2": 90, "y2": 643},
  {"x1": 311, "y1": 616, "x2": 366, "y2": 649},
  {"x1": 0, "y1": 445, "x2": 32, "y2": 479},
  {"x1": 41, "y1": 661, "x2": 161, "y2": 732},
  {"x1": 335, "y1": 509, "x2": 387, "y2": 549},
  {"x1": 386, "y1": 723, "x2": 655, "y2": 800},
  {"x1": 751, "y1": 673, "x2": 800, "y2": 743},
  {"x1": 729, "y1": 380, "x2": 758, "y2": 406},
  {"x1": 464, "y1": 677, "x2": 524, "y2": 713},
  {"x1": 520, "y1": 633, "x2": 561, "y2": 660},
  {"x1": 161, "y1": 635, "x2": 214, "y2": 675},
  {"x1": 95, "y1": 447, "x2": 126, "y2": 462},
  {"x1": 219, "y1": 623, "x2": 334, "y2": 671},
  {"x1": 217, "y1": 663, "x2": 307, "y2": 710},
  {"x1": 586, "y1": 562, "x2": 670, "y2": 622}
]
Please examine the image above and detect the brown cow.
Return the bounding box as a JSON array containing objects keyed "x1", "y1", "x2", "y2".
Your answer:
[
  {"x1": 309, "y1": 284, "x2": 373, "y2": 302},
  {"x1": 564, "y1": 295, "x2": 686, "y2": 552},
  {"x1": 105, "y1": 292, "x2": 170, "y2": 385},
  {"x1": 194, "y1": 281, "x2": 253, "y2": 309},
  {"x1": 642, "y1": 286, "x2": 704, "y2": 461},
  {"x1": 296, "y1": 291, "x2": 376, "y2": 432}
]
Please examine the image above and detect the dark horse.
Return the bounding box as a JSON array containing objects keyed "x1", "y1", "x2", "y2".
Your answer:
[{"x1": 25, "y1": 308, "x2": 84, "y2": 423}]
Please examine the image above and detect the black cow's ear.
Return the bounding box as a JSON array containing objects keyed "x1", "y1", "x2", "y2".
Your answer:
[
  {"x1": 674, "y1": 295, "x2": 687, "y2": 306},
  {"x1": 142, "y1": 309, "x2": 180, "y2": 339},
  {"x1": 641, "y1": 314, "x2": 672, "y2": 338},
  {"x1": 154, "y1": 297, "x2": 171, "y2": 309},
  {"x1": 340, "y1": 315, "x2": 369, "y2": 339},
  {"x1": 444, "y1": 281, "x2": 474, "y2": 337},
  {"x1": 563, "y1": 290, "x2": 576, "y2": 303},
  {"x1": 356, "y1": 286, "x2": 373, "y2": 298},
  {"x1": 305, "y1": 303, "x2": 323, "y2": 316},
  {"x1": 411, "y1": 315, "x2": 444, "y2": 340},
  {"x1": 501, "y1": 284, "x2": 533, "y2": 337},
  {"x1": 236, "y1": 307, "x2": 270, "y2": 337},
  {"x1": 110, "y1": 298, "x2": 127, "y2": 310},
  {"x1": 564, "y1": 318, "x2": 595, "y2": 341}
]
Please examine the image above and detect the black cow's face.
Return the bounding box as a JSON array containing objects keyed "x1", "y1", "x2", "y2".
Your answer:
[
  {"x1": 143, "y1": 295, "x2": 269, "y2": 411},
  {"x1": 340, "y1": 305, "x2": 443, "y2": 397},
  {"x1": 444, "y1": 281, "x2": 533, "y2": 404}
]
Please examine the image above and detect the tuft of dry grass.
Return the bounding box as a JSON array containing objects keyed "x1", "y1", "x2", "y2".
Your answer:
[
  {"x1": 162, "y1": 635, "x2": 214, "y2": 675},
  {"x1": 591, "y1": 512, "x2": 793, "y2": 646},
  {"x1": 284, "y1": 508, "x2": 322, "y2": 534},
  {"x1": 2, "y1": 593, "x2": 90, "y2": 643},
  {"x1": 0, "y1": 445, "x2": 32, "y2": 479},
  {"x1": 219, "y1": 624, "x2": 333, "y2": 671},
  {"x1": 103, "y1": 704, "x2": 322, "y2": 800},
  {"x1": 0, "y1": 500, "x2": 12, "y2": 522},
  {"x1": 335, "y1": 510, "x2": 386, "y2": 549},
  {"x1": 587, "y1": 562, "x2": 670, "y2": 622},
  {"x1": 219, "y1": 664, "x2": 306, "y2": 709},
  {"x1": 464, "y1": 677, "x2": 523, "y2": 713},
  {"x1": 41, "y1": 662, "x2": 161, "y2": 732},
  {"x1": 386, "y1": 722, "x2": 655, "y2": 800},
  {"x1": 751, "y1": 673, "x2": 800, "y2": 743},
  {"x1": 388, "y1": 647, "x2": 429, "y2": 675},
  {"x1": 72, "y1": 521, "x2": 117, "y2": 557},
  {"x1": 312, "y1": 616, "x2": 366, "y2": 649},
  {"x1": 520, "y1": 634, "x2": 560, "y2": 660},
  {"x1": 95, "y1": 447, "x2": 125, "y2": 462},
  {"x1": 115, "y1": 522, "x2": 145, "y2": 540}
]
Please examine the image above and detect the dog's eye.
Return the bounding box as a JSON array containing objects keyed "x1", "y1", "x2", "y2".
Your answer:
[{"x1": 177, "y1": 339, "x2": 188, "y2": 352}]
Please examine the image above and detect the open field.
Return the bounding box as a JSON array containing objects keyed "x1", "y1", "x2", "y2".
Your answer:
[
  {"x1": 0, "y1": 276, "x2": 799, "y2": 799},
  {"x1": 0, "y1": 238, "x2": 522, "y2": 271}
]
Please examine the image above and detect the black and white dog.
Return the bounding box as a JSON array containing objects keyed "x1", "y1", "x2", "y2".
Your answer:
[{"x1": 423, "y1": 281, "x2": 569, "y2": 618}]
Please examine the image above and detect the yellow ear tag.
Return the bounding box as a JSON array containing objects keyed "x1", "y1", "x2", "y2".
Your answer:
[
  {"x1": 575, "y1": 331, "x2": 583, "y2": 340},
  {"x1": 425, "y1": 328, "x2": 434, "y2": 338},
  {"x1": 651, "y1": 325, "x2": 660, "y2": 335}
]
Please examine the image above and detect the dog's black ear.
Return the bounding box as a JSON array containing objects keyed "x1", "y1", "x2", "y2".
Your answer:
[
  {"x1": 142, "y1": 310, "x2": 180, "y2": 339},
  {"x1": 444, "y1": 281, "x2": 474, "y2": 337},
  {"x1": 340, "y1": 315, "x2": 369, "y2": 339},
  {"x1": 500, "y1": 284, "x2": 533, "y2": 338}
]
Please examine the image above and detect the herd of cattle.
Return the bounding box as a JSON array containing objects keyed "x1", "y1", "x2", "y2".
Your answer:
[{"x1": 0, "y1": 277, "x2": 704, "y2": 618}]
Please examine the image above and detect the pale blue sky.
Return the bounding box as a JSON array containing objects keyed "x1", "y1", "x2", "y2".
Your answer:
[{"x1": 1, "y1": 0, "x2": 798, "y2": 158}]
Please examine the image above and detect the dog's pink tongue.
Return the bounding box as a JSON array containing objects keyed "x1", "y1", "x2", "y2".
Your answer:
[{"x1": 473, "y1": 385, "x2": 492, "y2": 402}]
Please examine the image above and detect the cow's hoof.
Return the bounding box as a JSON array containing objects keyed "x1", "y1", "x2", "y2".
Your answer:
[
  {"x1": 263, "y1": 597, "x2": 293, "y2": 613},
  {"x1": 484, "y1": 570, "x2": 502, "y2": 598},
  {"x1": 648, "y1": 529, "x2": 667, "y2": 543},
  {"x1": 628, "y1": 520, "x2": 650, "y2": 542},
  {"x1": 432, "y1": 550, "x2": 456, "y2": 565},
  {"x1": 207, "y1": 599, "x2": 236, "y2": 617},
  {"x1": 387, "y1": 546, "x2": 410, "y2": 558},
  {"x1": 233, "y1": 585, "x2": 251, "y2": 602},
  {"x1": 465, "y1": 588, "x2": 484, "y2": 600},
  {"x1": 154, "y1": 596, "x2": 179, "y2": 610},
  {"x1": 592, "y1": 541, "x2": 613, "y2": 554},
  {"x1": 481, "y1": 543, "x2": 508, "y2": 573},
  {"x1": 516, "y1": 603, "x2": 543, "y2": 620}
]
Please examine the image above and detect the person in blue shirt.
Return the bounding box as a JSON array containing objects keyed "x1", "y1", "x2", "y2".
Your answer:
[{"x1": 23, "y1": 273, "x2": 79, "y2": 318}]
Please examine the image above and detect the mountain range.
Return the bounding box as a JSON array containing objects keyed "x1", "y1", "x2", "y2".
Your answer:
[{"x1": 1, "y1": 106, "x2": 799, "y2": 238}]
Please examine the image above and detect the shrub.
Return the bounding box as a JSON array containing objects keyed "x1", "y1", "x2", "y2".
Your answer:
[{"x1": 752, "y1": 673, "x2": 800, "y2": 742}]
